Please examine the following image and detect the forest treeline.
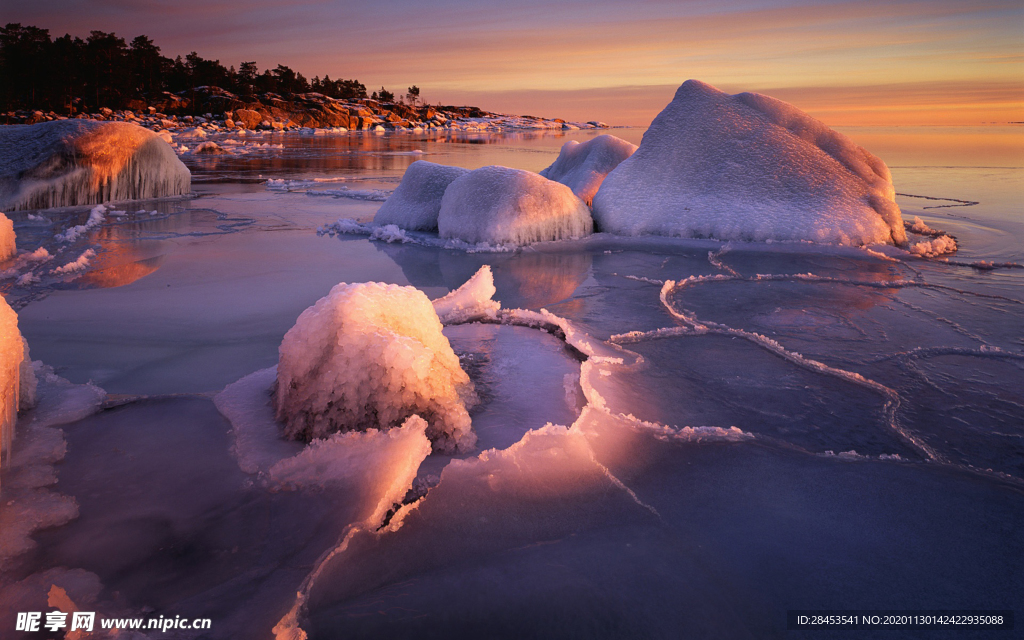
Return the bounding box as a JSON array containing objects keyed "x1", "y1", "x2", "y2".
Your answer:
[{"x1": 0, "y1": 24, "x2": 409, "y2": 113}]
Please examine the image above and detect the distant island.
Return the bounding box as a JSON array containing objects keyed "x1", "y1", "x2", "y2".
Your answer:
[{"x1": 0, "y1": 23, "x2": 607, "y2": 131}]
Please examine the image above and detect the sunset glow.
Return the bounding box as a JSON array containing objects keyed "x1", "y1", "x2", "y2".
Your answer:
[{"x1": 5, "y1": 0, "x2": 1022, "y2": 124}]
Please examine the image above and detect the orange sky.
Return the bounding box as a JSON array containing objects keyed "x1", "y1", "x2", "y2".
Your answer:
[{"x1": 6, "y1": 0, "x2": 1023, "y2": 125}]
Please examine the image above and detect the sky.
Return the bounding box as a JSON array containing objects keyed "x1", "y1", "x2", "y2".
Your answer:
[{"x1": 5, "y1": 0, "x2": 1023, "y2": 125}]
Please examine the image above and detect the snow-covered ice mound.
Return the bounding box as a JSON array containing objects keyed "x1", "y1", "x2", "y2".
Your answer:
[
  {"x1": 1, "y1": 296, "x2": 35, "y2": 483},
  {"x1": 274, "y1": 281, "x2": 477, "y2": 452},
  {"x1": 0, "y1": 212, "x2": 14, "y2": 261},
  {"x1": 374, "y1": 161, "x2": 468, "y2": 231},
  {"x1": 592, "y1": 80, "x2": 906, "y2": 246},
  {"x1": 0, "y1": 120, "x2": 191, "y2": 211},
  {"x1": 438, "y1": 166, "x2": 593, "y2": 245},
  {"x1": 540, "y1": 134, "x2": 637, "y2": 205}
]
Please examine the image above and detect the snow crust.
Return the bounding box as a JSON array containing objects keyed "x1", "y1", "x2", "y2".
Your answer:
[
  {"x1": 374, "y1": 161, "x2": 467, "y2": 231},
  {"x1": 592, "y1": 80, "x2": 906, "y2": 246},
  {"x1": 438, "y1": 166, "x2": 593, "y2": 245},
  {"x1": 539, "y1": 134, "x2": 637, "y2": 205},
  {"x1": 0, "y1": 120, "x2": 191, "y2": 211},
  {"x1": 431, "y1": 265, "x2": 500, "y2": 324},
  {"x1": 0, "y1": 212, "x2": 14, "y2": 261},
  {"x1": 909, "y1": 235, "x2": 958, "y2": 257},
  {"x1": 905, "y1": 216, "x2": 958, "y2": 257},
  {"x1": 269, "y1": 416, "x2": 430, "y2": 514},
  {"x1": 274, "y1": 282, "x2": 477, "y2": 452}
]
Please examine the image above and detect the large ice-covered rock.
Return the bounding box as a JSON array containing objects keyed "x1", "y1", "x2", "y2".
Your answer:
[
  {"x1": 539, "y1": 134, "x2": 637, "y2": 205},
  {"x1": 0, "y1": 213, "x2": 14, "y2": 261},
  {"x1": 374, "y1": 161, "x2": 468, "y2": 231},
  {"x1": 0, "y1": 120, "x2": 191, "y2": 211},
  {"x1": 274, "y1": 281, "x2": 476, "y2": 453},
  {"x1": 592, "y1": 80, "x2": 906, "y2": 246},
  {"x1": 438, "y1": 166, "x2": 592, "y2": 245}
]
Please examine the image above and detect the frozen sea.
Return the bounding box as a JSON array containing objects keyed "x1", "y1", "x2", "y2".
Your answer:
[{"x1": 1, "y1": 125, "x2": 1022, "y2": 639}]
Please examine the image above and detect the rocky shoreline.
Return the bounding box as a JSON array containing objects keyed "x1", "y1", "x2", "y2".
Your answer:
[{"x1": 2, "y1": 86, "x2": 609, "y2": 133}]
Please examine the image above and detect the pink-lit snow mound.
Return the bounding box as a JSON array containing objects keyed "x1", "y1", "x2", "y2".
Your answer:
[
  {"x1": 592, "y1": 80, "x2": 906, "y2": 246},
  {"x1": 2, "y1": 296, "x2": 36, "y2": 482},
  {"x1": 274, "y1": 281, "x2": 476, "y2": 453},
  {"x1": 438, "y1": 166, "x2": 593, "y2": 245},
  {"x1": 0, "y1": 212, "x2": 14, "y2": 261},
  {"x1": 374, "y1": 161, "x2": 468, "y2": 231},
  {"x1": 0, "y1": 120, "x2": 191, "y2": 211},
  {"x1": 540, "y1": 134, "x2": 637, "y2": 206}
]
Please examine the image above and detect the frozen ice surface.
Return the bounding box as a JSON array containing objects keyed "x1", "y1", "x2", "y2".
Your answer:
[
  {"x1": 19, "y1": 338, "x2": 36, "y2": 410},
  {"x1": 216, "y1": 366, "x2": 431, "y2": 508},
  {"x1": 439, "y1": 166, "x2": 593, "y2": 245},
  {"x1": 380, "y1": 244, "x2": 593, "y2": 310},
  {"x1": 373, "y1": 161, "x2": 467, "y2": 231},
  {"x1": 0, "y1": 120, "x2": 191, "y2": 211},
  {"x1": 268, "y1": 416, "x2": 430, "y2": 503},
  {"x1": 0, "y1": 212, "x2": 14, "y2": 261},
  {"x1": 215, "y1": 367, "x2": 304, "y2": 475},
  {"x1": 444, "y1": 323, "x2": 583, "y2": 452},
  {"x1": 275, "y1": 281, "x2": 477, "y2": 452},
  {"x1": 296, "y1": 399, "x2": 1022, "y2": 639},
  {"x1": 539, "y1": 134, "x2": 637, "y2": 205},
  {"x1": 592, "y1": 80, "x2": 906, "y2": 246},
  {"x1": 0, "y1": 363, "x2": 104, "y2": 566},
  {"x1": 3, "y1": 130, "x2": 1021, "y2": 638}
]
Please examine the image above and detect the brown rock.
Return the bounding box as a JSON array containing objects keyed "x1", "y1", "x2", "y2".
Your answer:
[{"x1": 234, "y1": 109, "x2": 262, "y2": 129}]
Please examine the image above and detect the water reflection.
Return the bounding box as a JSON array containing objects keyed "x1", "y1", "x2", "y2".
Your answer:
[
  {"x1": 73, "y1": 255, "x2": 164, "y2": 289},
  {"x1": 57, "y1": 221, "x2": 171, "y2": 290},
  {"x1": 377, "y1": 242, "x2": 592, "y2": 309},
  {"x1": 181, "y1": 128, "x2": 644, "y2": 182}
]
